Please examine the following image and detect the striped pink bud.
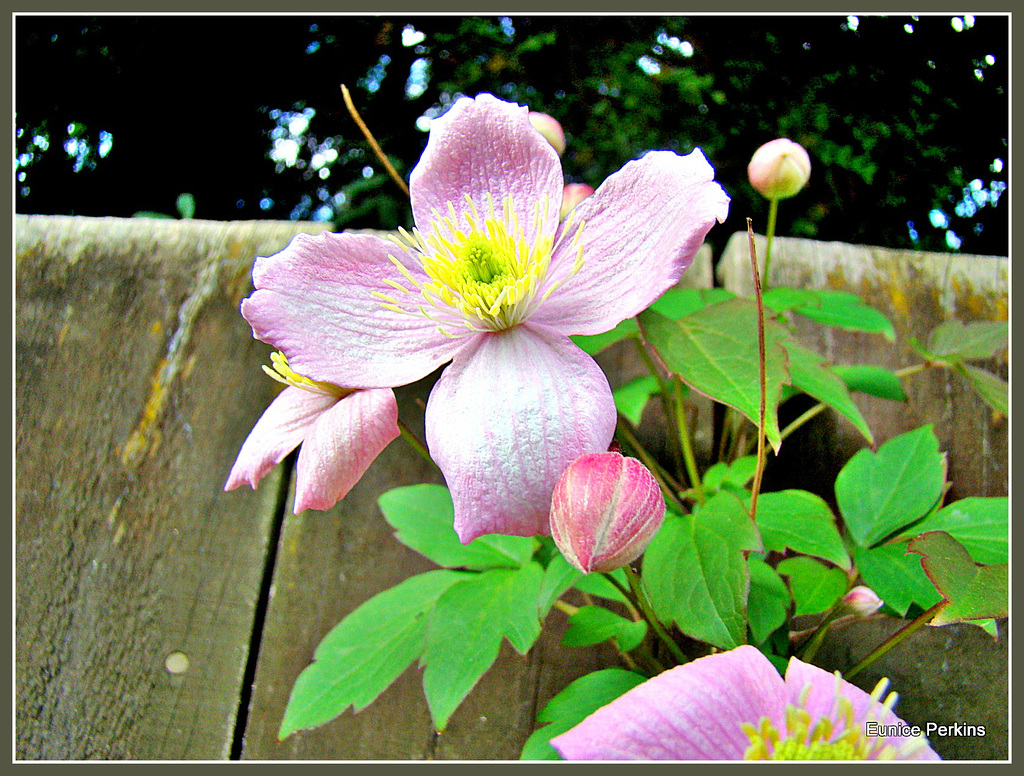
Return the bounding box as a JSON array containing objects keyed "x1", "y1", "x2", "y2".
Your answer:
[
  {"x1": 550, "y1": 452, "x2": 666, "y2": 573},
  {"x1": 747, "y1": 138, "x2": 811, "y2": 200}
]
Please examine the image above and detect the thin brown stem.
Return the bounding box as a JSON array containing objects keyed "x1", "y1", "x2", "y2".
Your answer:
[
  {"x1": 746, "y1": 219, "x2": 769, "y2": 521},
  {"x1": 340, "y1": 83, "x2": 410, "y2": 198}
]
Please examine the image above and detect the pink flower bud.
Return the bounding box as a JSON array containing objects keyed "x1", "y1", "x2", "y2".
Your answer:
[
  {"x1": 560, "y1": 183, "x2": 595, "y2": 219},
  {"x1": 747, "y1": 138, "x2": 811, "y2": 200},
  {"x1": 529, "y1": 111, "x2": 566, "y2": 155},
  {"x1": 841, "y1": 586, "x2": 884, "y2": 617},
  {"x1": 550, "y1": 452, "x2": 666, "y2": 574}
]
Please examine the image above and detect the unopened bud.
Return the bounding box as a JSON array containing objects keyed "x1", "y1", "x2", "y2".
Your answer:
[
  {"x1": 550, "y1": 452, "x2": 666, "y2": 574},
  {"x1": 560, "y1": 183, "x2": 595, "y2": 219},
  {"x1": 529, "y1": 111, "x2": 566, "y2": 156},
  {"x1": 747, "y1": 138, "x2": 811, "y2": 200},
  {"x1": 841, "y1": 586, "x2": 884, "y2": 617}
]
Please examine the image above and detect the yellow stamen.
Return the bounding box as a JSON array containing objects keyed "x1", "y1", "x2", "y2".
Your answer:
[
  {"x1": 262, "y1": 351, "x2": 350, "y2": 399},
  {"x1": 381, "y1": 192, "x2": 586, "y2": 337}
]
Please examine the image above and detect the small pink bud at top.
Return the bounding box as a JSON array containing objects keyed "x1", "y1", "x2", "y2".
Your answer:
[
  {"x1": 529, "y1": 111, "x2": 566, "y2": 156},
  {"x1": 549, "y1": 452, "x2": 666, "y2": 574},
  {"x1": 560, "y1": 183, "x2": 595, "y2": 219},
  {"x1": 841, "y1": 586, "x2": 884, "y2": 617},
  {"x1": 747, "y1": 138, "x2": 811, "y2": 200}
]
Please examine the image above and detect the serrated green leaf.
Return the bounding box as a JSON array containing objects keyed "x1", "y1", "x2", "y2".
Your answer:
[
  {"x1": 910, "y1": 497, "x2": 1007, "y2": 566},
  {"x1": 538, "y1": 554, "x2": 582, "y2": 618},
  {"x1": 776, "y1": 556, "x2": 848, "y2": 616},
  {"x1": 520, "y1": 669, "x2": 648, "y2": 760},
  {"x1": 756, "y1": 490, "x2": 850, "y2": 569},
  {"x1": 643, "y1": 492, "x2": 761, "y2": 649},
  {"x1": 637, "y1": 300, "x2": 790, "y2": 451},
  {"x1": 835, "y1": 426, "x2": 947, "y2": 548},
  {"x1": 907, "y1": 531, "x2": 1008, "y2": 626},
  {"x1": 926, "y1": 320, "x2": 1008, "y2": 361},
  {"x1": 832, "y1": 364, "x2": 909, "y2": 402},
  {"x1": 852, "y1": 542, "x2": 942, "y2": 617},
  {"x1": 563, "y1": 606, "x2": 648, "y2": 652},
  {"x1": 747, "y1": 556, "x2": 791, "y2": 645},
  {"x1": 279, "y1": 569, "x2": 469, "y2": 739},
  {"x1": 790, "y1": 290, "x2": 896, "y2": 341},
  {"x1": 650, "y1": 286, "x2": 736, "y2": 319},
  {"x1": 422, "y1": 563, "x2": 546, "y2": 731},
  {"x1": 379, "y1": 484, "x2": 534, "y2": 570},
  {"x1": 954, "y1": 363, "x2": 1008, "y2": 415},
  {"x1": 704, "y1": 455, "x2": 758, "y2": 492},
  {"x1": 613, "y1": 374, "x2": 662, "y2": 426},
  {"x1": 783, "y1": 341, "x2": 873, "y2": 443},
  {"x1": 966, "y1": 619, "x2": 998, "y2": 638},
  {"x1": 570, "y1": 318, "x2": 638, "y2": 355}
]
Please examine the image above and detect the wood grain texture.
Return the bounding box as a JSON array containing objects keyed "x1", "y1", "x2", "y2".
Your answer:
[
  {"x1": 717, "y1": 232, "x2": 1008, "y2": 502},
  {"x1": 15, "y1": 215, "x2": 329, "y2": 759}
]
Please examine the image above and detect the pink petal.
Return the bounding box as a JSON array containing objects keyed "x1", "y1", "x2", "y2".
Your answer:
[
  {"x1": 293, "y1": 388, "x2": 400, "y2": 513},
  {"x1": 532, "y1": 149, "x2": 730, "y2": 336},
  {"x1": 409, "y1": 94, "x2": 563, "y2": 244},
  {"x1": 424, "y1": 323, "x2": 616, "y2": 542},
  {"x1": 784, "y1": 658, "x2": 941, "y2": 760},
  {"x1": 552, "y1": 646, "x2": 787, "y2": 760},
  {"x1": 243, "y1": 231, "x2": 463, "y2": 389},
  {"x1": 224, "y1": 386, "x2": 336, "y2": 491}
]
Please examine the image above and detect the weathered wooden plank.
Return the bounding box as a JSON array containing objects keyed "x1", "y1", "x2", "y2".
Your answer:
[
  {"x1": 238, "y1": 250, "x2": 714, "y2": 760},
  {"x1": 15, "y1": 215, "x2": 329, "y2": 759},
  {"x1": 717, "y1": 233, "x2": 1008, "y2": 501}
]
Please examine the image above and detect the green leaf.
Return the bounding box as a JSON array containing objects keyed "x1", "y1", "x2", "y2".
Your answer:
[
  {"x1": 574, "y1": 568, "x2": 630, "y2": 604},
  {"x1": 520, "y1": 669, "x2": 648, "y2": 760},
  {"x1": 910, "y1": 497, "x2": 1008, "y2": 566},
  {"x1": 926, "y1": 320, "x2": 1008, "y2": 361},
  {"x1": 907, "y1": 531, "x2": 1008, "y2": 626},
  {"x1": 379, "y1": 484, "x2": 534, "y2": 570},
  {"x1": 562, "y1": 606, "x2": 648, "y2": 652},
  {"x1": 703, "y1": 455, "x2": 758, "y2": 492},
  {"x1": 747, "y1": 556, "x2": 791, "y2": 645},
  {"x1": 776, "y1": 556, "x2": 848, "y2": 616},
  {"x1": 279, "y1": 569, "x2": 469, "y2": 739},
  {"x1": 832, "y1": 364, "x2": 908, "y2": 402},
  {"x1": 642, "y1": 492, "x2": 762, "y2": 649},
  {"x1": 756, "y1": 490, "x2": 850, "y2": 569},
  {"x1": 421, "y1": 563, "x2": 546, "y2": 731},
  {"x1": 789, "y1": 290, "x2": 896, "y2": 341},
  {"x1": 637, "y1": 300, "x2": 790, "y2": 451},
  {"x1": 852, "y1": 542, "x2": 942, "y2": 617},
  {"x1": 762, "y1": 287, "x2": 819, "y2": 312},
  {"x1": 954, "y1": 363, "x2": 1008, "y2": 415},
  {"x1": 538, "y1": 554, "x2": 582, "y2": 618},
  {"x1": 783, "y1": 341, "x2": 873, "y2": 443},
  {"x1": 835, "y1": 426, "x2": 947, "y2": 548},
  {"x1": 649, "y1": 286, "x2": 736, "y2": 319},
  {"x1": 570, "y1": 318, "x2": 638, "y2": 355},
  {"x1": 613, "y1": 374, "x2": 662, "y2": 426}
]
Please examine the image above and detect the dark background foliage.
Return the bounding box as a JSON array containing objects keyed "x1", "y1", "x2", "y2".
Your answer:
[{"x1": 15, "y1": 14, "x2": 1008, "y2": 257}]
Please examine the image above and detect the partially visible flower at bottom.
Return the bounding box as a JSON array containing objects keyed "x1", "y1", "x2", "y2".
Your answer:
[
  {"x1": 225, "y1": 352, "x2": 399, "y2": 513},
  {"x1": 551, "y1": 645, "x2": 940, "y2": 761}
]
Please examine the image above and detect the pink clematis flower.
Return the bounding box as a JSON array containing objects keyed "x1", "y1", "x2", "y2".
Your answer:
[
  {"x1": 239, "y1": 93, "x2": 729, "y2": 542},
  {"x1": 551, "y1": 645, "x2": 940, "y2": 761},
  {"x1": 225, "y1": 352, "x2": 399, "y2": 513}
]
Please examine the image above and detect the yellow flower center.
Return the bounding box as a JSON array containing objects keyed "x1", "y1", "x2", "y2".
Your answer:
[
  {"x1": 262, "y1": 351, "x2": 349, "y2": 398},
  {"x1": 741, "y1": 676, "x2": 928, "y2": 761},
  {"x1": 375, "y1": 193, "x2": 585, "y2": 337}
]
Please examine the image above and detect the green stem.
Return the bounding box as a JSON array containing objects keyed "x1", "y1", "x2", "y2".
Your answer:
[
  {"x1": 621, "y1": 565, "x2": 689, "y2": 667},
  {"x1": 616, "y1": 417, "x2": 686, "y2": 511},
  {"x1": 747, "y1": 220, "x2": 769, "y2": 521},
  {"x1": 762, "y1": 197, "x2": 779, "y2": 290},
  {"x1": 672, "y1": 377, "x2": 704, "y2": 505},
  {"x1": 895, "y1": 362, "x2": 931, "y2": 379},
  {"x1": 844, "y1": 602, "x2": 944, "y2": 680},
  {"x1": 397, "y1": 418, "x2": 434, "y2": 466}
]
